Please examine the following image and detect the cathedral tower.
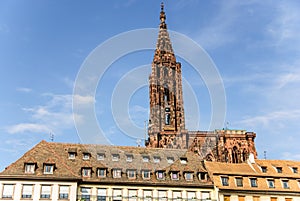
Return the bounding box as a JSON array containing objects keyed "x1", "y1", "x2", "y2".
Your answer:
[{"x1": 146, "y1": 3, "x2": 187, "y2": 149}]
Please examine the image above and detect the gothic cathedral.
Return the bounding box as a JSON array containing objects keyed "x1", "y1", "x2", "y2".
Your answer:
[{"x1": 146, "y1": 3, "x2": 257, "y2": 164}]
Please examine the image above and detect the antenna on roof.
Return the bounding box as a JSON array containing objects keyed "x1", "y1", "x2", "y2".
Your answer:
[
  {"x1": 225, "y1": 121, "x2": 229, "y2": 130},
  {"x1": 49, "y1": 132, "x2": 54, "y2": 142},
  {"x1": 136, "y1": 139, "x2": 141, "y2": 147},
  {"x1": 264, "y1": 151, "x2": 267, "y2": 160}
]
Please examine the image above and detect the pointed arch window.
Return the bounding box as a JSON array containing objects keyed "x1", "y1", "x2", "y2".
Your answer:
[
  {"x1": 232, "y1": 146, "x2": 239, "y2": 163},
  {"x1": 165, "y1": 113, "x2": 170, "y2": 125}
]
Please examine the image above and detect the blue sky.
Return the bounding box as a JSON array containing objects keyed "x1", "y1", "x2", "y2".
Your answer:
[{"x1": 1, "y1": 0, "x2": 300, "y2": 171}]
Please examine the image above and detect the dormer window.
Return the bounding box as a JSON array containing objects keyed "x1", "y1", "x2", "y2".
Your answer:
[
  {"x1": 127, "y1": 170, "x2": 136, "y2": 179},
  {"x1": 24, "y1": 163, "x2": 35, "y2": 174},
  {"x1": 276, "y1": 167, "x2": 282, "y2": 173},
  {"x1": 282, "y1": 180, "x2": 289, "y2": 189},
  {"x1": 142, "y1": 155, "x2": 150, "y2": 162},
  {"x1": 221, "y1": 176, "x2": 229, "y2": 186},
  {"x1": 198, "y1": 172, "x2": 207, "y2": 181},
  {"x1": 167, "y1": 157, "x2": 174, "y2": 164},
  {"x1": 82, "y1": 168, "x2": 91, "y2": 177},
  {"x1": 112, "y1": 154, "x2": 120, "y2": 161},
  {"x1": 292, "y1": 167, "x2": 298, "y2": 173},
  {"x1": 68, "y1": 152, "x2": 76, "y2": 159},
  {"x1": 97, "y1": 153, "x2": 105, "y2": 160},
  {"x1": 250, "y1": 178, "x2": 258, "y2": 187},
  {"x1": 126, "y1": 154, "x2": 133, "y2": 162},
  {"x1": 83, "y1": 153, "x2": 90, "y2": 160},
  {"x1": 170, "y1": 172, "x2": 179, "y2": 180},
  {"x1": 153, "y1": 156, "x2": 161, "y2": 163},
  {"x1": 261, "y1": 166, "x2": 267, "y2": 173},
  {"x1": 185, "y1": 172, "x2": 193, "y2": 181},
  {"x1": 142, "y1": 170, "x2": 151, "y2": 180},
  {"x1": 157, "y1": 171, "x2": 165, "y2": 180},
  {"x1": 113, "y1": 169, "x2": 122, "y2": 178},
  {"x1": 97, "y1": 168, "x2": 106, "y2": 178},
  {"x1": 267, "y1": 179, "x2": 275, "y2": 188},
  {"x1": 180, "y1": 157, "x2": 187, "y2": 164},
  {"x1": 44, "y1": 164, "x2": 54, "y2": 174}
]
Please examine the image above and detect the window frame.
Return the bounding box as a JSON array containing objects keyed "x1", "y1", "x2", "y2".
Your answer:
[
  {"x1": 97, "y1": 168, "x2": 106, "y2": 178},
  {"x1": 267, "y1": 179, "x2": 275, "y2": 188},
  {"x1": 82, "y1": 168, "x2": 92, "y2": 177},
  {"x1": 221, "y1": 176, "x2": 229, "y2": 186},
  {"x1": 112, "y1": 154, "x2": 120, "y2": 161},
  {"x1": 157, "y1": 171, "x2": 165, "y2": 180},
  {"x1": 282, "y1": 180, "x2": 289, "y2": 189},
  {"x1": 250, "y1": 178, "x2": 258, "y2": 187},
  {"x1": 2, "y1": 184, "x2": 14, "y2": 199},
  {"x1": 97, "y1": 153, "x2": 105, "y2": 160},
  {"x1": 170, "y1": 171, "x2": 179, "y2": 180},
  {"x1": 185, "y1": 172, "x2": 193, "y2": 181},
  {"x1": 43, "y1": 164, "x2": 54, "y2": 174},
  {"x1": 40, "y1": 185, "x2": 51, "y2": 199},
  {"x1": 113, "y1": 169, "x2": 122, "y2": 178},
  {"x1": 142, "y1": 170, "x2": 151, "y2": 180},
  {"x1": 24, "y1": 163, "x2": 36, "y2": 174},
  {"x1": 83, "y1": 153, "x2": 90, "y2": 160},
  {"x1": 127, "y1": 169, "x2": 136, "y2": 179},
  {"x1": 235, "y1": 177, "x2": 243, "y2": 187},
  {"x1": 22, "y1": 184, "x2": 33, "y2": 198},
  {"x1": 59, "y1": 185, "x2": 69, "y2": 199}
]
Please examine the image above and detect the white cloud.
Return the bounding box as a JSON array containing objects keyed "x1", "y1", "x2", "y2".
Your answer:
[
  {"x1": 16, "y1": 87, "x2": 33, "y2": 93},
  {"x1": 6, "y1": 123, "x2": 50, "y2": 134},
  {"x1": 73, "y1": 94, "x2": 95, "y2": 106}
]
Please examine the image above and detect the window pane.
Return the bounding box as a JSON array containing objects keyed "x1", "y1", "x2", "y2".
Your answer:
[
  {"x1": 3, "y1": 184, "x2": 14, "y2": 198},
  {"x1": 22, "y1": 185, "x2": 33, "y2": 198}
]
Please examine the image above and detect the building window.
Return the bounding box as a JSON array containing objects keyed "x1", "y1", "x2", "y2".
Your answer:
[
  {"x1": 44, "y1": 164, "x2": 54, "y2": 174},
  {"x1": 97, "y1": 168, "x2": 106, "y2": 178},
  {"x1": 153, "y1": 156, "x2": 161, "y2": 163},
  {"x1": 2, "y1": 184, "x2": 14, "y2": 198},
  {"x1": 128, "y1": 189, "x2": 138, "y2": 201},
  {"x1": 250, "y1": 178, "x2": 258, "y2": 187},
  {"x1": 221, "y1": 176, "x2": 229, "y2": 186},
  {"x1": 199, "y1": 172, "x2": 207, "y2": 180},
  {"x1": 113, "y1": 169, "x2": 122, "y2": 178},
  {"x1": 180, "y1": 157, "x2": 187, "y2": 164},
  {"x1": 267, "y1": 179, "x2": 275, "y2": 188},
  {"x1": 59, "y1": 186, "x2": 69, "y2": 199},
  {"x1": 24, "y1": 163, "x2": 35, "y2": 174},
  {"x1": 185, "y1": 172, "x2": 193, "y2": 181},
  {"x1": 173, "y1": 191, "x2": 182, "y2": 201},
  {"x1": 40, "y1": 185, "x2": 51, "y2": 199},
  {"x1": 142, "y1": 170, "x2": 151, "y2": 179},
  {"x1": 187, "y1": 191, "x2": 196, "y2": 200},
  {"x1": 282, "y1": 180, "x2": 289, "y2": 189},
  {"x1": 261, "y1": 166, "x2": 267, "y2": 173},
  {"x1": 83, "y1": 153, "x2": 90, "y2": 160},
  {"x1": 113, "y1": 189, "x2": 122, "y2": 201},
  {"x1": 158, "y1": 190, "x2": 167, "y2": 201},
  {"x1": 97, "y1": 188, "x2": 106, "y2": 201},
  {"x1": 82, "y1": 168, "x2": 91, "y2": 177},
  {"x1": 97, "y1": 153, "x2": 105, "y2": 160},
  {"x1": 81, "y1": 187, "x2": 91, "y2": 201},
  {"x1": 22, "y1": 184, "x2": 33, "y2": 198},
  {"x1": 235, "y1": 177, "x2": 243, "y2": 187},
  {"x1": 142, "y1": 155, "x2": 150, "y2": 162},
  {"x1": 171, "y1": 172, "x2": 179, "y2": 180},
  {"x1": 165, "y1": 113, "x2": 170, "y2": 125},
  {"x1": 112, "y1": 154, "x2": 120, "y2": 161},
  {"x1": 167, "y1": 157, "x2": 174, "y2": 163},
  {"x1": 127, "y1": 170, "x2": 136, "y2": 179},
  {"x1": 157, "y1": 171, "x2": 165, "y2": 180},
  {"x1": 126, "y1": 154, "x2": 133, "y2": 162},
  {"x1": 143, "y1": 190, "x2": 152, "y2": 201},
  {"x1": 276, "y1": 167, "x2": 282, "y2": 173},
  {"x1": 224, "y1": 195, "x2": 231, "y2": 201},
  {"x1": 292, "y1": 167, "x2": 298, "y2": 173},
  {"x1": 68, "y1": 152, "x2": 76, "y2": 159}
]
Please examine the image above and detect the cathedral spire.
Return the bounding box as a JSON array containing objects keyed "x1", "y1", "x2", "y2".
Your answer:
[{"x1": 160, "y1": 2, "x2": 166, "y2": 29}]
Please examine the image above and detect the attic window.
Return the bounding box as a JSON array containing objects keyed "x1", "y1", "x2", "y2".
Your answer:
[
  {"x1": 97, "y1": 168, "x2": 106, "y2": 178},
  {"x1": 157, "y1": 171, "x2": 165, "y2": 180},
  {"x1": 43, "y1": 164, "x2": 54, "y2": 174},
  {"x1": 97, "y1": 153, "x2": 105, "y2": 160},
  {"x1": 126, "y1": 154, "x2": 133, "y2": 162},
  {"x1": 142, "y1": 155, "x2": 150, "y2": 162},
  {"x1": 250, "y1": 178, "x2": 258, "y2": 187},
  {"x1": 185, "y1": 172, "x2": 193, "y2": 181},
  {"x1": 292, "y1": 167, "x2": 298, "y2": 173},
  {"x1": 112, "y1": 154, "x2": 120, "y2": 161},
  {"x1": 221, "y1": 176, "x2": 229, "y2": 186},
  {"x1": 153, "y1": 156, "x2": 161, "y2": 163},
  {"x1": 82, "y1": 168, "x2": 91, "y2": 177},
  {"x1": 267, "y1": 179, "x2": 275, "y2": 188},
  {"x1": 113, "y1": 169, "x2": 122, "y2": 178},
  {"x1": 198, "y1": 172, "x2": 207, "y2": 181},
  {"x1": 68, "y1": 152, "x2": 76, "y2": 159},
  {"x1": 180, "y1": 157, "x2": 187, "y2": 164},
  {"x1": 276, "y1": 167, "x2": 282, "y2": 173},
  {"x1": 170, "y1": 172, "x2": 179, "y2": 180},
  {"x1": 167, "y1": 157, "x2": 174, "y2": 164},
  {"x1": 83, "y1": 153, "x2": 90, "y2": 160},
  {"x1": 261, "y1": 166, "x2": 267, "y2": 173},
  {"x1": 142, "y1": 170, "x2": 151, "y2": 180},
  {"x1": 235, "y1": 177, "x2": 243, "y2": 187},
  {"x1": 282, "y1": 180, "x2": 289, "y2": 189},
  {"x1": 24, "y1": 163, "x2": 36, "y2": 174},
  {"x1": 127, "y1": 170, "x2": 136, "y2": 179}
]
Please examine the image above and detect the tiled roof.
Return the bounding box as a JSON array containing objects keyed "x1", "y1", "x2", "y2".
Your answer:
[
  {"x1": 0, "y1": 141, "x2": 212, "y2": 187},
  {"x1": 205, "y1": 160, "x2": 300, "y2": 192}
]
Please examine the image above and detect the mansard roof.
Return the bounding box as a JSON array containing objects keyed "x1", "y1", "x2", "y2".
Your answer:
[
  {"x1": 0, "y1": 140, "x2": 212, "y2": 187},
  {"x1": 205, "y1": 160, "x2": 300, "y2": 192}
]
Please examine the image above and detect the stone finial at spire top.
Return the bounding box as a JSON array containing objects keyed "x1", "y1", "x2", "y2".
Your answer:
[{"x1": 160, "y1": 2, "x2": 166, "y2": 28}]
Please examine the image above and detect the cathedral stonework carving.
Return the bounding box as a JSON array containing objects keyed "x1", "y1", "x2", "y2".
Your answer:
[{"x1": 146, "y1": 3, "x2": 258, "y2": 163}]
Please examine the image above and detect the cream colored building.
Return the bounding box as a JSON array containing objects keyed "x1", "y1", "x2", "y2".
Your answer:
[{"x1": 205, "y1": 159, "x2": 300, "y2": 201}]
